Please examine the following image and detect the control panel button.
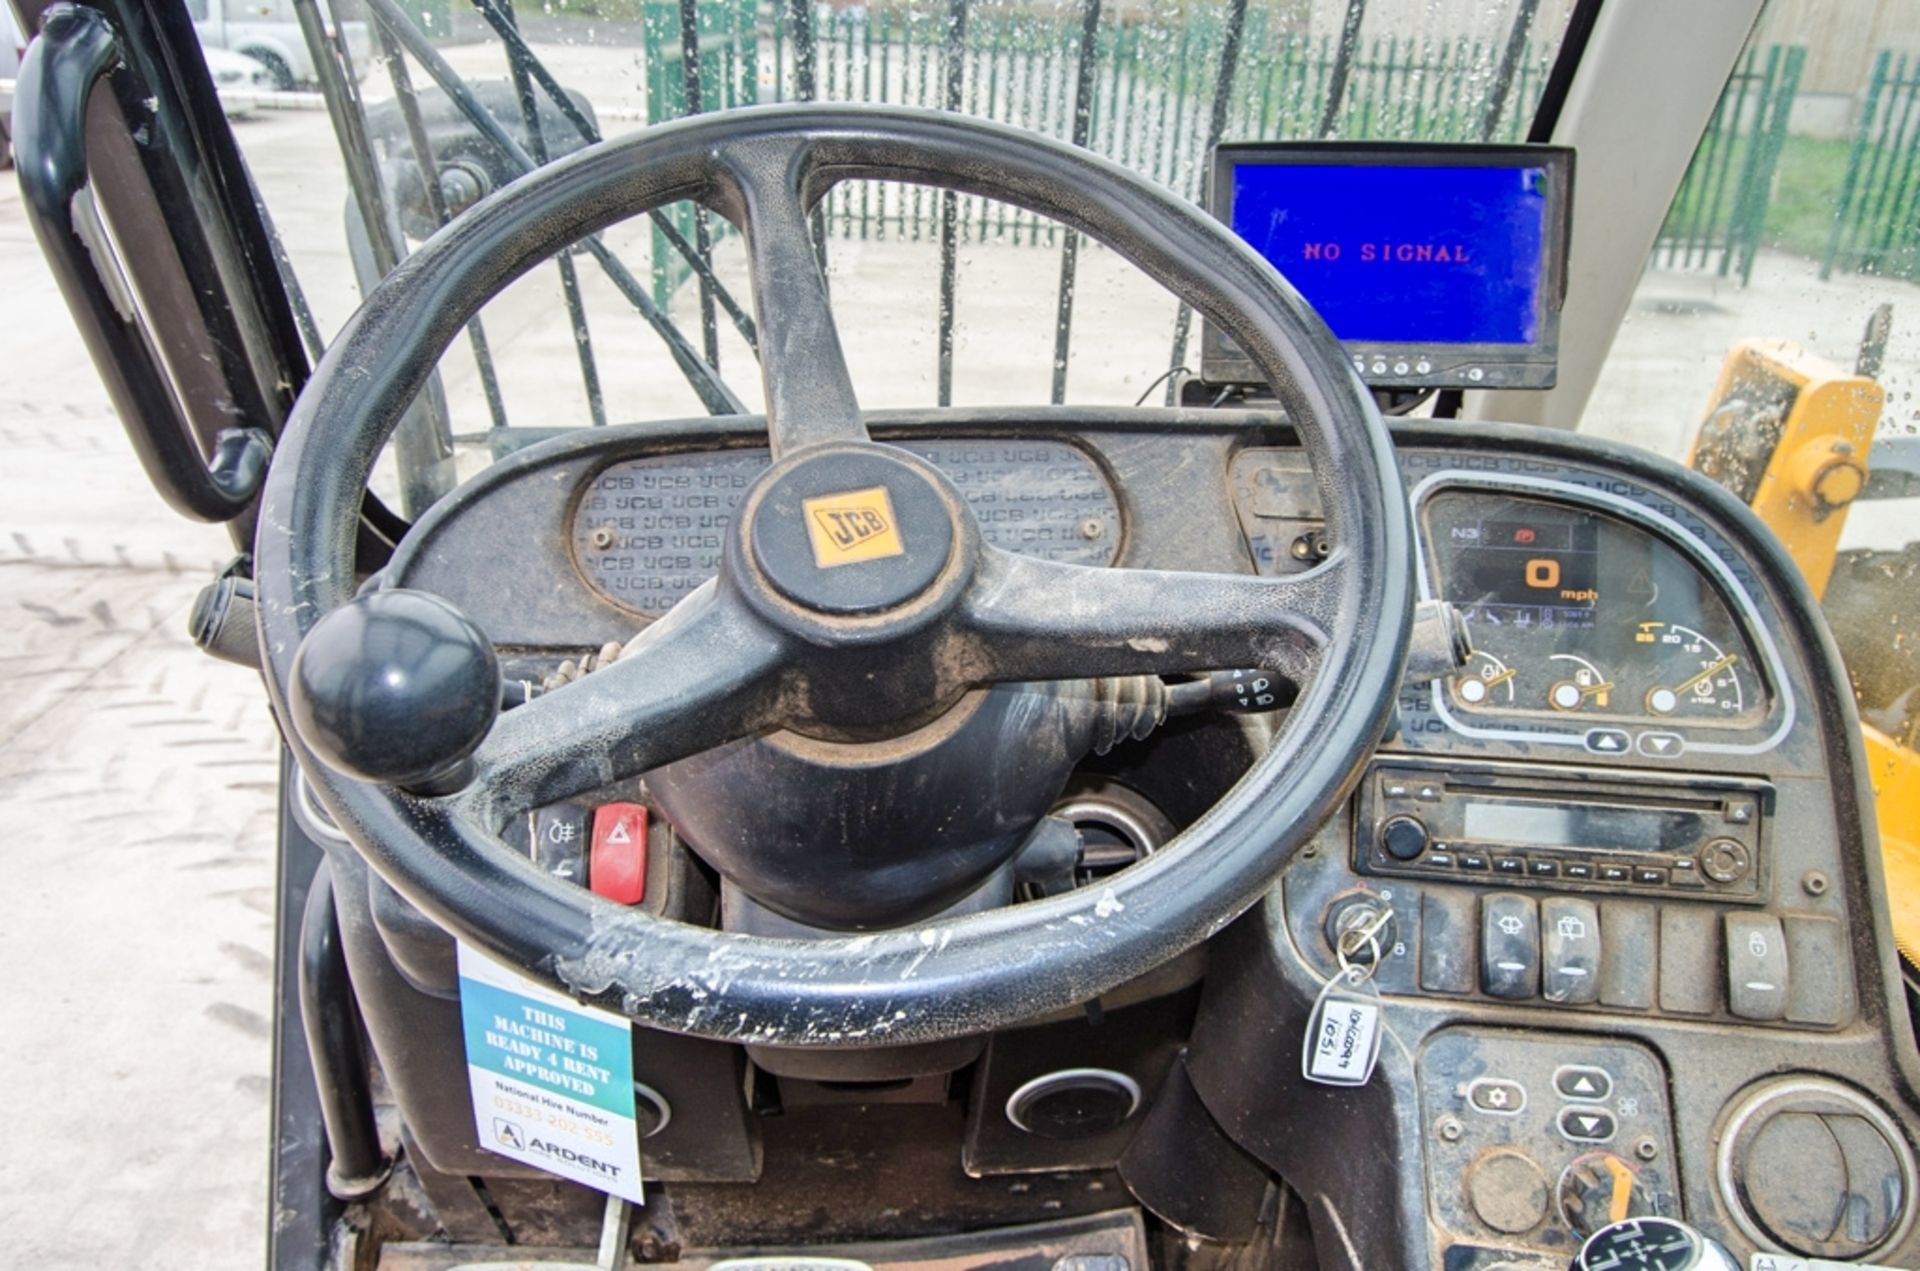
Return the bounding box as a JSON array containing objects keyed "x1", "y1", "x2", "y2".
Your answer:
[
  {"x1": 1541, "y1": 898, "x2": 1601, "y2": 1005},
  {"x1": 1783, "y1": 915, "x2": 1855, "y2": 1027},
  {"x1": 1725, "y1": 913, "x2": 1789, "y2": 1021},
  {"x1": 1562, "y1": 861, "x2": 1596, "y2": 881},
  {"x1": 1558, "y1": 1106, "x2": 1617, "y2": 1143},
  {"x1": 1658, "y1": 906, "x2": 1720, "y2": 1015},
  {"x1": 1481, "y1": 893, "x2": 1540, "y2": 1000},
  {"x1": 1426, "y1": 851, "x2": 1456, "y2": 869},
  {"x1": 1636, "y1": 731, "x2": 1685, "y2": 758},
  {"x1": 1701, "y1": 837, "x2": 1752, "y2": 884},
  {"x1": 1584, "y1": 728, "x2": 1631, "y2": 755},
  {"x1": 1494, "y1": 855, "x2": 1525, "y2": 875},
  {"x1": 1419, "y1": 891, "x2": 1476, "y2": 996},
  {"x1": 1633, "y1": 867, "x2": 1669, "y2": 886},
  {"x1": 532, "y1": 802, "x2": 590, "y2": 886},
  {"x1": 1466, "y1": 1148, "x2": 1550, "y2": 1235},
  {"x1": 1528, "y1": 858, "x2": 1559, "y2": 878},
  {"x1": 1725, "y1": 798, "x2": 1756, "y2": 825},
  {"x1": 1598, "y1": 863, "x2": 1632, "y2": 884},
  {"x1": 1380, "y1": 816, "x2": 1429, "y2": 861},
  {"x1": 1467, "y1": 1077, "x2": 1528, "y2": 1115},
  {"x1": 590, "y1": 802, "x2": 648, "y2": 905},
  {"x1": 1555, "y1": 1066, "x2": 1613, "y2": 1101},
  {"x1": 1598, "y1": 901, "x2": 1658, "y2": 1010},
  {"x1": 1457, "y1": 851, "x2": 1490, "y2": 871}
]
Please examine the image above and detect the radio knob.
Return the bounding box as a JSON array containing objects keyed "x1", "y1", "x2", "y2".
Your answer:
[
  {"x1": 1381, "y1": 816, "x2": 1430, "y2": 861},
  {"x1": 1701, "y1": 838, "x2": 1752, "y2": 884}
]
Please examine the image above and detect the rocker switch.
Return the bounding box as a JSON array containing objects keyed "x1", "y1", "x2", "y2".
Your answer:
[
  {"x1": 1481, "y1": 893, "x2": 1540, "y2": 1000},
  {"x1": 1725, "y1": 913, "x2": 1789, "y2": 1020},
  {"x1": 590, "y1": 803, "x2": 648, "y2": 905}
]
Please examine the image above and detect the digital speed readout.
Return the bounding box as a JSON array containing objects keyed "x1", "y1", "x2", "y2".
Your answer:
[{"x1": 1423, "y1": 493, "x2": 1765, "y2": 727}]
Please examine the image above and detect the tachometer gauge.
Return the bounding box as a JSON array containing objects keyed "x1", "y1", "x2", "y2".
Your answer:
[
  {"x1": 1546, "y1": 654, "x2": 1615, "y2": 713},
  {"x1": 1453, "y1": 651, "x2": 1517, "y2": 708},
  {"x1": 1640, "y1": 623, "x2": 1748, "y2": 719}
]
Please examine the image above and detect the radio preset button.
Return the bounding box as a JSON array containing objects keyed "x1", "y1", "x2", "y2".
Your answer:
[
  {"x1": 1494, "y1": 856, "x2": 1526, "y2": 875},
  {"x1": 1562, "y1": 861, "x2": 1595, "y2": 881},
  {"x1": 1598, "y1": 864, "x2": 1632, "y2": 884},
  {"x1": 1634, "y1": 867, "x2": 1669, "y2": 886},
  {"x1": 1380, "y1": 816, "x2": 1430, "y2": 861},
  {"x1": 1458, "y1": 852, "x2": 1491, "y2": 871},
  {"x1": 1528, "y1": 859, "x2": 1560, "y2": 878},
  {"x1": 1701, "y1": 838, "x2": 1751, "y2": 884}
]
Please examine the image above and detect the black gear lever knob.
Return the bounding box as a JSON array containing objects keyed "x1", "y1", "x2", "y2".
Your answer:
[{"x1": 289, "y1": 589, "x2": 501, "y2": 793}]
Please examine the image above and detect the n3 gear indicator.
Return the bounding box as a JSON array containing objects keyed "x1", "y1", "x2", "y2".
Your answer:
[{"x1": 1421, "y1": 490, "x2": 1767, "y2": 730}]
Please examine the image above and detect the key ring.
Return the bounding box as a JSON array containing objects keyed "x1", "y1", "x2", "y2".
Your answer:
[{"x1": 1334, "y1": 906, "x2": 1393, "y2": 978}]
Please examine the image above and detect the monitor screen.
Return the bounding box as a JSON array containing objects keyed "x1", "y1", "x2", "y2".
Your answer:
[{"x1": 1202, "y1": 144, "x2": 1572, "y2": 392}]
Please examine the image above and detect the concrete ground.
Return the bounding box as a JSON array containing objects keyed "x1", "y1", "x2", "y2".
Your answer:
[{"x1": 2, "y1": 38, "x2": 1918, "y2": 1269}]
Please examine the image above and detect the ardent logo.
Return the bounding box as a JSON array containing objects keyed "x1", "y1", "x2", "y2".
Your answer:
[{"x1": 802, "y1": 485, "x2": 905, "y2": 568}]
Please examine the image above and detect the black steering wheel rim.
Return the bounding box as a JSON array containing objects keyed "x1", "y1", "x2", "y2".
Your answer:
[{"x1": 255, "y1": 104, "x2": 1413, "y2": 1047}]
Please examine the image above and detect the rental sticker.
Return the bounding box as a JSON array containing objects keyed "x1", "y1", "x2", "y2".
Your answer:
[{"x1": 457, "y1": 942, "x2": 643, "y2": 1203}]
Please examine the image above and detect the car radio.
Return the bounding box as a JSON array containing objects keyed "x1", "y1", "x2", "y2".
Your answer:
[{"x1": 1355, "y1": 758, "x2": 1770, "y2": 902}]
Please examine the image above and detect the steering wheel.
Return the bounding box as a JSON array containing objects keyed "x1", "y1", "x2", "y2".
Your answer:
[{"x1": 256, "y1": 105, "x2": 1413, "y2": 1047}]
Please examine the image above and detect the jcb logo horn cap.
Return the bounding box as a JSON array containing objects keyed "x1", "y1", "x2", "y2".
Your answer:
[{"x1": 803, "y1": 486, "x2": 906, "y2": 568}]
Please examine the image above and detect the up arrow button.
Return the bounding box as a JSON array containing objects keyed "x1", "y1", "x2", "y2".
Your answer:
[
  {"x1": 1554, "y1": 1065, "x2": 1614, "y2": 1101},
  {"x1": 1585, "y1": 729, "x2": 1631, "y2": 754}
]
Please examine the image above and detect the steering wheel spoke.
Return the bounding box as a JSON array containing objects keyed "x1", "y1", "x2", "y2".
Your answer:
[
  {"x1": 712, "y1": 140, "x2": 865, "y2": 458},
  {"x1": 459, "y1": 582, "x2": 790, "y2": 819},
  {"x1": 957, "y1": 546, "x2": 1340, "y2": 686}
]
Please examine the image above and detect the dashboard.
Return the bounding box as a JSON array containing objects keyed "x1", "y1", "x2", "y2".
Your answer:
[{"x1": 380, "y1": 409, "x2": 1920, "y2": 1271}]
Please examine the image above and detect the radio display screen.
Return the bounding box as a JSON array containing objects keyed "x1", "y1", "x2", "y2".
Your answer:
[{"x1": 1462, "y1": 799, "x2": 1709, "y2": 853}]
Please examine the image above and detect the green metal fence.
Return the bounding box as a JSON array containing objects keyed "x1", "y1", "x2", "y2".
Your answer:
[
  {"x1": 642, "y1": 0, "x2": 759, "y2": 307},
  {"x1": 1823, "y1": 48, "x2": 1920, "y2": 282},
  {"x1": 1653, "y1": 43, "x2": 1804, "y2": 286},
  {"x1": 645, "y1": 2, "x2": 1556, "y2": 249}
]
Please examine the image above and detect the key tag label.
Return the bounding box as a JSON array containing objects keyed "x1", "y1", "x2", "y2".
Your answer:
[
  {"x1": 457, "y1": 942, "x2": 645, "y2": 1203},
  {"x1": 1302, "y1": 965, "x2": 1384, "y2": 1087}
]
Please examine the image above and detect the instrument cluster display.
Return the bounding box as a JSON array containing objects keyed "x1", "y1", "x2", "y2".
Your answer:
[{"x1": 1423, "y1": 491, "x2": 1768, "y2": 728}]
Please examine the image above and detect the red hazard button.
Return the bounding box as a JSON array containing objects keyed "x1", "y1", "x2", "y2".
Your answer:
[{"x1": 590, "y1": 802, "x2": 647, "y2": 904}]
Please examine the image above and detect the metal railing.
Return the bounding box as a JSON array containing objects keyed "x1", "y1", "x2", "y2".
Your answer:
[
  {"x1": 1824, "y1": 47, "x2": 1920, "y2": 283},
  {"x1": 289, "y1": 0, "x2": 1560, "y2": 506},
  {"x1": 1653, "y1": 43, "x2": 1804, "y2": 287}
]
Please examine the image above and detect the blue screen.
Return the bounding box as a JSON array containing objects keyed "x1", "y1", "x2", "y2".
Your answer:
[{"x1": 1230, "y1": 163, "x2": 1549, "y2": 346}]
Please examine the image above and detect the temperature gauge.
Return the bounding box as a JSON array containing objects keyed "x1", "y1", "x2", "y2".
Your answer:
[{"x1": 1453, "y1": 651, "x2": 1517, "y2": 708}]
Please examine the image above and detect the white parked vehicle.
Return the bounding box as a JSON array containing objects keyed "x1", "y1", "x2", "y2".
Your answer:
[
  {"x1": 188, "y1": 0, "x2": 369, "y2": 90},
  {"x1": 202, "y1": 43, "x2": 275, "y2": 117}
]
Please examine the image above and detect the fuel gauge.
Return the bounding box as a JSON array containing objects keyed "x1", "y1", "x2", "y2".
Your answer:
[
  {"x1": 1547, "y1": 654, "x2": 1615, "y2": 713},
  {"x1": 1452, "y1": 651, "x2": 1517, "y2": 708}
]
